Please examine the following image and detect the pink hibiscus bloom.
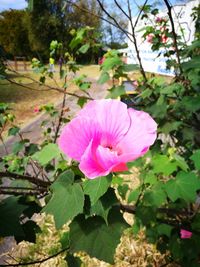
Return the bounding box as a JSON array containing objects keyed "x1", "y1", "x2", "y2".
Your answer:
[
  {"x1": 58, "y1": 99, "x2": 157, "y2": 179},
  {"x1": 180, "y1": 229, "x2": 192, "y2": 239}
]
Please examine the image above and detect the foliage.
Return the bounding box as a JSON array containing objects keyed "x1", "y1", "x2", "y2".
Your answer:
[{"x1": 0, "y1": 2, "x2": 200, "y2": 267}]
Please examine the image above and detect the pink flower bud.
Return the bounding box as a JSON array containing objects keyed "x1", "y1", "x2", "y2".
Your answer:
[
  {"x1": 34, "y1": 107, "x2": 40, "y2": 113},
  {"x1": 180, "y1": 229, "x2": 192, "y2": 239},
  {"x1": 146, "y1": 34, "x2": 154, "y2": 43}
]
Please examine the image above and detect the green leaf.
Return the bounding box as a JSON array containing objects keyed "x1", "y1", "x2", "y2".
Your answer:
[
  {"x1": 0, "y1": 197, "x2": 27, "y2": 237},
  {"x1": 107, "y1": 85, "x2": 126, "y2": 99},
  {"x1": 98, "y1": 72, "x2": 110, "y2": 84},
  {"x1": 8, "y1": 126, "x2": 20, "y2": 136},
  {"x1": 144, "y1": 184, "x2": 167, "y2": 207},
  {"x1": 77, "y1": 97, "x2": 87, "y2": 108},
  {"x1": 65, "y1": 254, "x2": 82, "y2": 267},
  {"x1": 102, "y1": 57, "x2": 122, "y2": 71},
  {"x1": 60, "y1": 232, "x2": 70, "y2": 249},
  {"x1": 157, "y1": 224, "x2": 172, "y2": 237},
  {"x1": 83, "y1": 175, "x2": 112, "y2": 205},
  {"x1": 173, "y1": 153, "x2": 189, "y2": 172},
  {"x1": 79, "y1": 44, "x2": 90, "y2": 54},
  {"x1": 79, "y1": 82, "x2": 91, "y2": 90},
  {"x1": 90, "y1": 188, "x2": 118, "y2": 223},
  {"x1": 12, "y1": 140, "x2": 26, "y2": 154},
  {"x1": 165, "y1": 171, "x2": 200, "y2": 202},
  {"x1": 190, "y1": 150, "x2": 200, "y2": 170},
  {"x1": 128, "y1": 187, "x2": 141, "y2": 203},
  {"x1": 69, "y1": 207, "x2": 129, "y2": 264},
  {"x1": 141, "y1": 88, "x2": 152, "y2": 98},
  {"x1": 161, "y1": 121, "x2": 182, "y2": 135},
  {"x1": 152, "y1": 155, "x2": 178, "y2": 176},
  {"x1": 43, "y1": 170, "x2": 84, "y2": 228},
  {"x1": 144, "y1": 172, "x2": 157, "y2": 185},
  {"x1": 33, "y1": 143, "x2": 61, "y2": 166}
]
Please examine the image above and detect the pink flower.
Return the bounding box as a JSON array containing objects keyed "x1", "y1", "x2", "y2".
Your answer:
[
  {"x1": 180, "y1": 229, "x2": 192, "y2": 239},
  {"x1": 146, "y1": 34, "x2": 154, "y2": 44},
  {"x1": 34, "y1": 107, "x2": 40, "y2": 113},
  {"x1": 58, "y1": 100, "x2": 157, "y2": 179}
]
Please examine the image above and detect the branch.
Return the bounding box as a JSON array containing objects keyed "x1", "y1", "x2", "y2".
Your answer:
[
  {"x1": 53, "y1": 88, "x2": 67, "y2": 143},
  {"x1": 65, "y1": 0, "x2": 132, "y2": 39},
  {"x1": 163, "y1": 0, "x2": 183, "y2": 75},
  {"x1": 1, "y1": 248, "x2": 69, "y2": 266},
  {"x1": 0, "y1": 189, "x2": 46, "y2": 196},
  {"x1": 127, "y1": 0, "x2": 148, "y2": 81},
  {"x1": 0, "y1": 171, "x2": 51, "y2": 188}
]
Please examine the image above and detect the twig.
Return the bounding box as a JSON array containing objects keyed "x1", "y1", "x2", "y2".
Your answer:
[
  {"x1": 127, "y1": 0, "x2": 148, "y2": 81},
  {"x1": 0, "y1": 171, "x2": 51, "y2": 188},
  {"x1": 1, "y1": 248, "x2": 69, "y2": 266},
  {"x1": 53, "y1": 88, "x2": 67, "y2": 143},
  {"x1": 0, "y1": 189, "x2": 46, "y2": 196}
]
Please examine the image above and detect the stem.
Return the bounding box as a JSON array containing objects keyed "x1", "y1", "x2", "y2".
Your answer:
[
  {"x1": 1, "y1": 248, "x2": 69, "y2": 266},
  {"x1": 53, "y1": 88, "x2": 67, "y2": 143}
]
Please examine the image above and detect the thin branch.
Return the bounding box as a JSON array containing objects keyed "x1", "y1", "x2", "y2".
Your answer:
[
  {"x1": 0, "y1": 171, "x2": 51, "y2": 188},
  {"x1": 163, "y1": 0, "x2": 183, "y2": 75},
  {"x1": 127, "y1": 0, "x2": 148, "y2": 81},
  {"x1": 1, "y1": 248, "x2": 69, "y2": 266},
  {"x1": 0, "y1": 189, "x2": 46, "y2": 196},
  {"x1": 65, "y1": 0, "x2": 132, "y2": 37},
  {"x1": 53, "y1": 88, "x2": 67, "y2": 143}
]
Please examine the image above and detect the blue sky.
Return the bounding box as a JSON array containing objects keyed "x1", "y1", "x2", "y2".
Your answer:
[{"x1": 0, "y1": 0, "x2": 27, "y2": 11}]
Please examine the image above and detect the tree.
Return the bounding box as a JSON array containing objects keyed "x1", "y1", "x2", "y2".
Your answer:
[
  {"x1": 26, "y1": 0, "x2": 102, "y2": 60},
  {"x1": 0, "y1": 10, "x2": 30, "y2": 57}
]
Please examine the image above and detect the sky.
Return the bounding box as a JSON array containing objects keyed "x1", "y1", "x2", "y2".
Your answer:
[{"x1": 0, "y1": 0, "x2": 27, "y2": 12}]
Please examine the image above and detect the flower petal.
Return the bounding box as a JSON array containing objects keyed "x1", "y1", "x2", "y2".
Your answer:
[
  {"x1": 78, "y1": 99, "x2": 131, "y2": 146},
  {"x1": 117, "y1": 108, "x2": 157, "y2": 161},
  {"x1": 79, "y1": 140, "x2": 110, "y2": 179},
  {"x1": 58, "y1": 117, "x2": 101, "y2": 161}
]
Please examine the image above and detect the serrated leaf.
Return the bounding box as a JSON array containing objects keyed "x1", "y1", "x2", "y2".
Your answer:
[
  {"x1": 90, "y1": 188, "x2": 118, "y2": 223},
  {"x1": 165, "y1": 171, "x2": 200, "y2": 202},
  {"x1": 12, "y1": 140, "x2": 26, "y2": 154},
  {"x1": 152, "y1": 155, "x2": 178, "y2": 176},
  {"x1": 98, "y1": 72, "x2": 110, "y2": 84},
  {"x1": 83, "y1": 175, "x2": 112, "y2": 205},
  {"x1": 43, "y1": 170, "x2": 84, "y2": 228},
  {"x1": 33, "y1": 143, "x2": 61, "y2": 166},
  {"x1": 190, "y1": 150, "x2": 200, "y2": 170},
  {"x1": 69, "y1": 207, "x2": 129, "y2": 264}
]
